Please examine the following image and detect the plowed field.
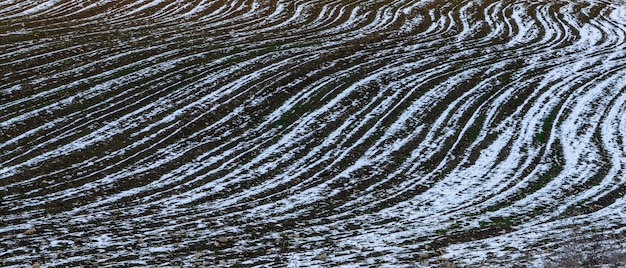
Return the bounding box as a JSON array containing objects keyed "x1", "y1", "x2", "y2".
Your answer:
[{"x1": 2, "y1": 0, "x2": 626, "y2": 266}]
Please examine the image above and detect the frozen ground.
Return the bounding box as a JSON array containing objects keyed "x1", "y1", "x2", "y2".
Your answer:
[{"x1": 2, "y1": 0, "x2": 626, "y2": 266}]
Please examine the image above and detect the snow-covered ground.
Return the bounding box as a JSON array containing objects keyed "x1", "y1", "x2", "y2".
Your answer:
[{"x1": 2, "y1": 0, "x2": 626, "y2": 266}]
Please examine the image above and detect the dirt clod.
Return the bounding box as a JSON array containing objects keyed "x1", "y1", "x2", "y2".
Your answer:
[
  {"x1": 217, "y1": 236, "x2": 228, "y2": 243},
  {"x1": 437, "y1": 256, "x2": 450, "y2": 262},
  {"x1": 314, "y1": 252, "x2": 327, "y2": 261}
]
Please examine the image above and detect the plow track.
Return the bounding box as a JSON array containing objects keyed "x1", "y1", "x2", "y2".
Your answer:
[{"x1": 2, "y1": 0, "x2": 626, "y2": 266}]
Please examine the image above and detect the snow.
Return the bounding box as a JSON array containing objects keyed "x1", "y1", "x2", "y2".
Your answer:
[{"x1": 2, "y1": 0, "x2": 626, "y2": 267}]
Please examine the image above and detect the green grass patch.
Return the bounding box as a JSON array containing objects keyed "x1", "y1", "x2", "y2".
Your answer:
[
  {"x1": 273, "y1": 103, "x2": 305, "y2": 128},
  {"x1": 536, "y1": 107, "x2": 559, "y2": 143}
]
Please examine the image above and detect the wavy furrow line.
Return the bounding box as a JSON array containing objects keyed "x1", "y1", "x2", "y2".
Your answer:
[{"x1": 2, "y1": 0, "x2": 626, "y2": 266}]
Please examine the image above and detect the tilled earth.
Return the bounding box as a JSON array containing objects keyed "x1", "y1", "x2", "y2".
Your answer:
[{"x1": 2, "y1": 0, "x2": 626, "y2": 267}]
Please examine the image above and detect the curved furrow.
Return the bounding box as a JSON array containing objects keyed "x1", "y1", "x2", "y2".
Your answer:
[
  {"x1": 3, "y1": 0, "x2": 626, "y2": 267},
  {"x1": 3, "y1": 49, "x2": 310, "y2": 209},
  {"x1": 188, "y1": 45, "x2": 494, "y2": 215}
]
